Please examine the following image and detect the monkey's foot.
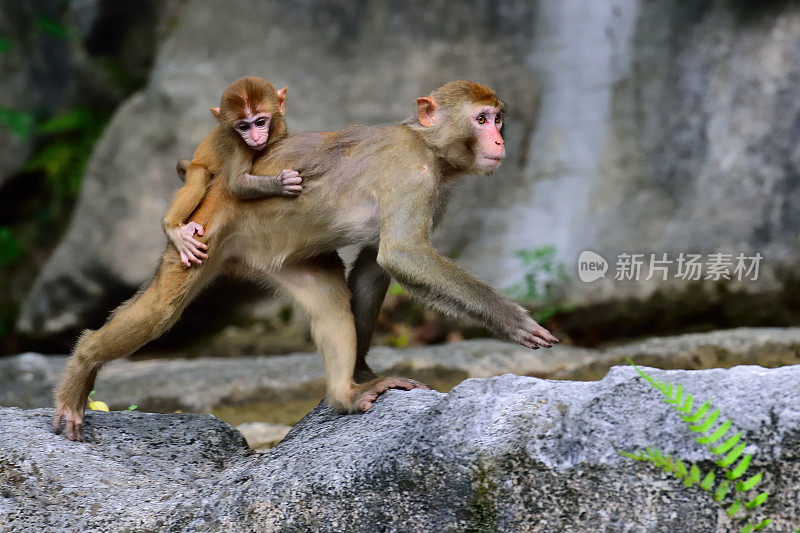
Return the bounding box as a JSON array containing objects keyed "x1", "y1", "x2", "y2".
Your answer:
[
  {"x1": 352, "y1": 376, "x2": 431, "y2": 412},
  {"x1": 53, "y1": 403, "x2": 86, "y2": 442}
]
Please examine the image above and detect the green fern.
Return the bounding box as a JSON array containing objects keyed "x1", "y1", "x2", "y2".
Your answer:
[{"x1": 621, "y1": 361, "x2": 779, "y2": 532}]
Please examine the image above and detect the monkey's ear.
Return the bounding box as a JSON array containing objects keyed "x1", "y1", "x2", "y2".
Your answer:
[
  {"x1": 276, "y1": 87, "x2": 287, "y2": 115},
  {"x1": 210, "y1": 107, "x2": 222, "y2": 121},
  {"x1": 416, "y1": 97, "x2": 439, "y2": 128}
]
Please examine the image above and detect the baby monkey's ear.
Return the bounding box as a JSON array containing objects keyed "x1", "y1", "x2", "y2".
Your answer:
[
  {"x1": 276, "y1": 88, "x2": 287, "y2": 115},
  {"x1": 210, "y1": 107, "x2": 222, "y2": 121}
]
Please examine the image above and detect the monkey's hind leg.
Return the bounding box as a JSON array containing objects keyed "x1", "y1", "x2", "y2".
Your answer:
[
  {"x1": 347, "y1": 246, "x2": 391, "y2": 383},
  {"x1": 54, "y1": 256, "x2": 216, "y2": 441},
  {"x1": 268, "y1": 254, "x2": 429, "y2": 414}
]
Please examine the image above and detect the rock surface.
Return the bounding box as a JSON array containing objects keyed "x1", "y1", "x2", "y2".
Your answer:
[
  {"x1": 1, "y1": 365, "x2": 798, "y2": 532},
  {"x1": 3, "y1": 328, "x2": 798, "y2": 414},
  {"x1": 235, "y1": 422, "x2": 293, "y2": 450},
  {"x1": 17, "y1": 0, "x2": 800, "y2": 338}
]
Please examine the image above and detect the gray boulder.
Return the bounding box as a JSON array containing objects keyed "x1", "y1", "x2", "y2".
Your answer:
[{"x1": 1, "y1": 365, "x2": 799, "y2": 531}]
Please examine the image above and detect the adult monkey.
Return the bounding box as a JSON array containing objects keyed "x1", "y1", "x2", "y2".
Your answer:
[{"x1": 54, "y1": 80, "x2": 558, "y2": 441}]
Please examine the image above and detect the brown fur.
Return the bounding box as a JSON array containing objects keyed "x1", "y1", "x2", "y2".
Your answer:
[{"x1": 53, "y1": 81, "x2": 557, "y2": 441}]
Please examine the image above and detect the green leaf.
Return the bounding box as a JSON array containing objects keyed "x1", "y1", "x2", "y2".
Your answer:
[
  {"x1": 646, "y1": 447, "x2": 664, "y2": 465},
  {"x1": 700, "y1": 471, "x2": 715, "y2": 491},
  {"x1": 689, "y1": 464, "x2": 701, "y2": 484},
  {"x1": 745, "y1": 491, "x2": 768, "y2": 509},
  {"x1": 739, "y1": 525, "x2": 754, "y2": 533},
  {"x1": 711, "y1": 431, "x2": 742, "y2": 455},
  {"x1": 36, "y1": 16, "x2": 72, "y2": 39},
  {"x1": 388, "y1": 282, "x2": 404, "y2": 296},
  {"x1": 677, "y1": 392, "x2": 693, "y2": 413},
  {"x1": 753, "y1": 518, "x2": 771, "y2": 531},
  {"x1": 127, "y1": 404, "x2": 138, "y2": 411},
  {"x1": 726, "y1": 499, "x2": 742, "y2": 518},
  {"x1": 0, "y1": 227, "x2": 22, "y2": 268},
  {"x1": 666, "y1": 384, "x2": 683, "y2": 404},
  {"x1": 38, "y1": 109, "x2": 94, "y2": 134},
  {"x1": 674, "y1": 458, "x2": 688, "y2": 478},
  {"x1": 727, "y1": 454, "x2": 752, "y2": 481},
  {"x1": 718, "y1": 443, "x2": 747, "y2": 468},
  {"x1": 0, "y1": 107, "x2": 34, "y2": 139},
  {"x1": 735, "y1": 472, "x2": 762, "y2": 492},
  {"x1": 87, "y1": 400, "x2": 109, "y2": 412},
  {"x1": 689, "y1": 408, "x2": 719, "y2": 433},
  {"x1": 697, "y1": 418, "x2": 731, "y2": 445},
  {"x1": 713, "y1": 480, "x2": 729, "y2": 501},
  {"x1": 684, "y1": 400, "x2": 710, "y2": 423},
  {"x1": 664, "y1": 382, "x2": 673, "y2": 400}
]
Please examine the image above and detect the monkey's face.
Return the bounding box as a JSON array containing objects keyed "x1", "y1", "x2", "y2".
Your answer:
[
  {"x1": 234, "y1": 112, "x2": 272, "y2": 151},
  {"x1": 470, "y1": 105, "x2": 505, "y2": 172}
]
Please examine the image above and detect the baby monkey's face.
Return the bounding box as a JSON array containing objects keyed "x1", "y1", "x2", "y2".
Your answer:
[{"x1": 234, "y1": 112, "x2": 271, "y2": 150}]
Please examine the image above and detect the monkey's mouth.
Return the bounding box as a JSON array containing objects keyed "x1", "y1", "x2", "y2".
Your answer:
[
  {"x1": 479, "y1": 156, "x2": 503, "y2": 167},
  {"x1": 249, "y1": 140, "x2": 269, "y2": 151}
]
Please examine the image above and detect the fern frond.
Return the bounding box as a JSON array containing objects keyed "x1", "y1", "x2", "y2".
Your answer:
[
  {"x1": 677, "y1": 393, "x2": 693, "y2": 413},
  {"x1": 686, "y1": 463, "x2": 701, "y2": 486},
  {"x1": 745, "y1": 492, "x2": 768, "y2": 509},
  {"x1": 714, "y1": 480, "x2": 729, "y2": 501},
  {"x1": 753, "y1": 518, "x2": 771, "y2": 530},
  {"x1": 735, "y1": 472, "x2": 762, "y2": 492},
  {"x1": 726, "y1": 499, "x2": 742, "y2": 518},
  {"x1": 625, "y1": 362, "x2": 776, "y2": 530},
  {"x1": 674, "y1": 458, "x2": 688, "y2": 478},
  {"x1": 619, "y1": 450, "x2": 646, "y2": 461},
  {"x1": 647, "y1": 447, "x2": 664, "y2": 465},
  {"x1": 711, "y1": 431, "x2": 741, "y2": 455},
  {"x1": 700, "y1": 471, "x2": 715, "y2": 491},
  {"x1": 697, "y1": 419, "x2": 731, "y2": 445},
  {"x1": 718, "y1": 443, "x2": 747, "y2": 468},
  {"x1": 689, "y1": 408, "x2": 719, "y2": 433},
  {"x1": 684, "y1": 400, "x2": 710, "y2": 423},
  {"x1": 727, "y1": 454, "x2": 752, "y2": 481},
  {"x1": 665, "y1": 384, "x2": 683, "y2": 404}
]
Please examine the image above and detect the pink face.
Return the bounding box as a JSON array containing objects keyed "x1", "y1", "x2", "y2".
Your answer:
[
  {"x1": 471, "y1": 106, "x2": 505, "y2": 171},
  {"x1": 235, "y1": 112, "x2": 271, "y2": 150}
]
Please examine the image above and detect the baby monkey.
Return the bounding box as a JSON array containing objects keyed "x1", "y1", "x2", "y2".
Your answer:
[{"x1": 164, "y1": 76, "x2": 301, "y2": 266}]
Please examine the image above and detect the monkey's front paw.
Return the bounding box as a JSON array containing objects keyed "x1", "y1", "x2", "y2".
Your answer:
[
  {"x1": 351, "y1": 376, "x2": 430, "y2": 412},
  {"x1": 53, "y1": 403, "x2": 86, "y2": 442},
  {"x1": 279, "y1": 169, "x2": 302, "y2": 196},
  {"x1": 508, "y1": 304, "x2": 559, "y2": 349}
]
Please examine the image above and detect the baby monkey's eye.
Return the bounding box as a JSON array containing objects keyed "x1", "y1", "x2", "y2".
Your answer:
[
  {"x1": 238, "y1": 124, "x2": 249, "y2": 131},
  {"x1": 476, "y1": 114, "x2": 486, "y2": 124},
  {"x1": 255, "y1": 118, "x2": 267, "y2": 127}
]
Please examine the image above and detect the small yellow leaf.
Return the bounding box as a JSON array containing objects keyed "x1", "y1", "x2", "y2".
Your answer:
[{"x1": 88, "y1": 400, "x2": 109, "y2": 412}]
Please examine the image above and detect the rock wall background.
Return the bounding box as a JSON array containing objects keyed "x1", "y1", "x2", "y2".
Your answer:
[{"x1": 2, "y1": 0, "x2": 799, "y2": 346}]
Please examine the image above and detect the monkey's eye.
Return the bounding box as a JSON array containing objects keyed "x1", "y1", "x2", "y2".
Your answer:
[
  {"x1": 255, "y1": 118, "x2": 267, "y2": 127},
  {"x1": 238, "y1": 124, "x2": 249, "y2": 132},
  {"x1": 476, "y1": 114, "x2": 487, "y2": 125},
  {"x1": 495, "y1": 114, "x2": 502, "y2": 124}
]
